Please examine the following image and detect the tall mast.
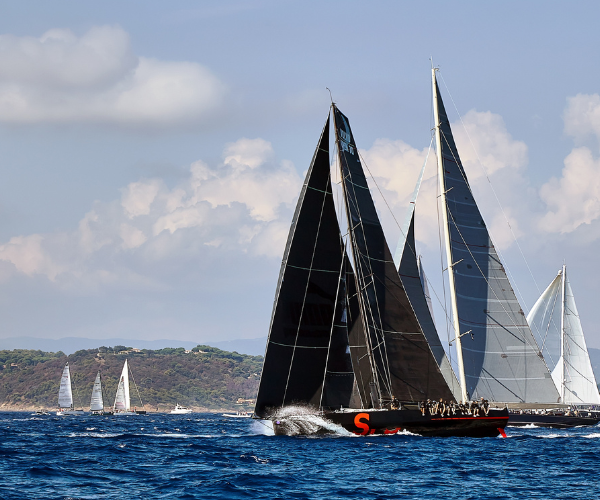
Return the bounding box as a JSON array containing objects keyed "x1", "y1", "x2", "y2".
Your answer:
[
  {"x1": 560, "y1": 264, "x2": 566, "y2": 402},
  {"x1": 432, "y1": 67, "x2": 468, "y2": 403}
]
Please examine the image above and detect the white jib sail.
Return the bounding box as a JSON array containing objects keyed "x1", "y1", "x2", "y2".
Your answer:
[
  {"x1": 90, "y1": 371, "x2": 104, "y2": 411},
  {"x1": 563, "y1": 270, "x2": 600, "y2": 404},
  {"x1": 528, "y1": 267, "x2": 600, "y2": 404},
  {"x1": 58, "y1": 363, "x2": 73, "y2": 408},
  {"x1": 113, "y1": 359, "x2": 131, "y2": 411}
]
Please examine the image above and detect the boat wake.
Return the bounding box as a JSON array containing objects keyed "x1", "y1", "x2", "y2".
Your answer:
[{"x1": 272, "y1": 406, "x2": 353, "y2": 437}]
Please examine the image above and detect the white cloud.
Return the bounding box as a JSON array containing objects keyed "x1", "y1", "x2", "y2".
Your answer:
[
  {"x1": 539, "y1": 147, "x2": 600, "y2": 233},
  {"x1": 0, "y1": 25, "x2": 225, "y2": 125},
  {"x1": 122, "y1": 180, "x2": 162, "y2": 218},
  {"x1": 537, "y1": 95, "x2": 600, "y2": 234},
  {"x1": 0, "y1": 138, "x2": 301, "y2": 287},
  {"x1": 452, "y1": 110, "x2": 528, "y2": 179},
  {"x1": 360, "y1": 110, "x2": 529, "y2": 250},
  {"x1": 0, "y1": 234, "x2": 63, "y2": 280},
  {"x1": 564, "y1": 93, "x2": 600, "y2": 142}
]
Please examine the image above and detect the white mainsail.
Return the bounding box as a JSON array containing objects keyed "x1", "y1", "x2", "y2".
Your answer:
[
  {"x1": 528, "y1": 266, "x2": 600, "y2": 404},
  {"x1": 113, "y1": 359, "x2": 131, "y2": 411},
  {"x1": 58, "y1": 363, "x2": 73, "y2": 408},
  {"x1": 90, "y1": 371, "x2": 104, "y2": 412}
]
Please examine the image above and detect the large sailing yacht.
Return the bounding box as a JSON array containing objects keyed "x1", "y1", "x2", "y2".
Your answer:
[
  {"x1": 429, "y1": 69, "x2": 599, "y2": 427},
  {"x1": 253, "y1": 103, "x2": 508, "y2": 437}
]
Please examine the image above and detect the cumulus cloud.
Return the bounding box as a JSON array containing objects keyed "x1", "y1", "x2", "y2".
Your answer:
[
  {"x1": 452, "y1": 110, "x2": 528, "y2": 179},
  {"x1": 360, "y1": 110, "x2": 529, "y2": 249},
  {"x1": 0, "y1": 138, "x2": 301, "y2": 287},
  {"x1": 539, "y1": 147, "x2": 600, "y2": 233},
  {"x1": 0, "y1": 25, "x2": 225, "y2": 125},
  {"x1": 536, "y1": 95, "x2": 600, "y2": 234},
  {"x1": 564, "y1": 93, "x2": 600, "y2": 143}
]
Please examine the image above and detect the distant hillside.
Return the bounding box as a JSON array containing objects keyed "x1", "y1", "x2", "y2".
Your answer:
[
  {"x1": 0, "y1": 336, "x2": 267, "y2": 356},
  {"x1": 0, "y1": 345, "x2": 263, "y2": 411}
]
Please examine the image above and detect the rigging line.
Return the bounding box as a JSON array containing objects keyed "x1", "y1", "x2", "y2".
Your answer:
[
  {"x1": 319, "y1": 241, "x2": 348, "y2": 409},
  {"x1": 335, "y1": 131, "x2": 394, "y2": 400},
  {"x1": 438, "y1": 70, "x2": 542, "y2": 298},
  {"x1": 335, "y1": 128, "x2": 387, "y2": 389},
  {"x1": 282, "y1": 170, "x2": 332, "y2": 404},
  {"x1": 128, "y1": 362, "x2": 145, "y2": 409}
]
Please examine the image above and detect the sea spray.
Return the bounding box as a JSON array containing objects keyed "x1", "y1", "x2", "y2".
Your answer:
[{"x1": 272, "y1": 405, "x2": 353, "y2": 436}]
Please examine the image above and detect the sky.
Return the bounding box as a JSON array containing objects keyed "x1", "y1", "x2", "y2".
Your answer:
[{"x1": 1, "y1": 1, "x2": 600, "y2": 348}]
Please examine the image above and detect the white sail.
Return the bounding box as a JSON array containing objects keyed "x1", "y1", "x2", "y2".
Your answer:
[
  {"x1": 90, "y1": 371, "x2": 104, "y2": 411},
  {"x1": 529, "y1": 267, "x2": 600, "y2": 404},
  {"x1": 58, "y1": 363, "x2": 73, "y2": 408},
  {"x1": 113, "y1": 360, "x2": 131, "y2": 411}
]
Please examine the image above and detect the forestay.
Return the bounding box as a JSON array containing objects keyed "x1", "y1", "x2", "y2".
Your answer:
[
  {"x1": 528, "y1": 267, "x2": 600, "y2": 404},
  {"x1": 433, "y1": 72, "x2": 559, "y2": 403}
]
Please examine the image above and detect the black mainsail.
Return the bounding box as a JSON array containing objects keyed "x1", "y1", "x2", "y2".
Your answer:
[
  {"x1": 254, "y1": 116, "x2": 353, "y2": 417},
  {"x1": 432, "y1": 70, "x2": 559, "y2": 403},
  {"x1": 333, "y1": 105, "x2": 454, "y2": 404}
]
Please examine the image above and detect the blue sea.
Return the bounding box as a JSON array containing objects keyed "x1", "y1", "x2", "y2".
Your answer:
[{"x1": 0, "y1": 411, "x2": 599, "y2": 499}]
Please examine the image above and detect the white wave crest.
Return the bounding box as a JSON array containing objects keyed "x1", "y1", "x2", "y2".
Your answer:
[{"x1": 272, "y1": 405, "x2": 353, "y2": 436}]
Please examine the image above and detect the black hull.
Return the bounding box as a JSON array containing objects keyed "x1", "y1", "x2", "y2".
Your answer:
[
  {"x1": 272, "y1": 408, "x2": 508, "y2": 437},
  {"x1": 508, "y1": 413, "x2": 600, "y2": 428}
]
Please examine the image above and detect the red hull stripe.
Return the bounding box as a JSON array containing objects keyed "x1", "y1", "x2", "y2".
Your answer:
[{"x1": 430, "y1": 416, "x2": 509, "y2": 421}]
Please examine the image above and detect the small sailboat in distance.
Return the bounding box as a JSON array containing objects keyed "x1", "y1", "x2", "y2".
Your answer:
[
  {"x1": 113, "y1": 359, "x2": 146, "y2": 415},
  {"x1": 90, "y1": 371, "x2": 112, "y2": 415},
  {"x1": 56, "y1": 362, "x2": 85, "y2": 416}
]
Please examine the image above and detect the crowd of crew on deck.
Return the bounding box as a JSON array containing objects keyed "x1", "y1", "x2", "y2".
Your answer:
[{"x1": 419, "y1": 397, "x2": 490, "y2": 417}]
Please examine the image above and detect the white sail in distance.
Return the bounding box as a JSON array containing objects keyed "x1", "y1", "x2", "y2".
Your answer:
[
  {"x1": 113, "y1": 360, "x2": 131, "y2": 411},
  {"x1": 528, "y1": 266, "x2": 600, "y2": 404},
  {"x1": 90, "y1": 371, "x2": 104, "y2": 412},
  {"x1": 58, "y1": 363, "x2": 73, "y2": 408}
]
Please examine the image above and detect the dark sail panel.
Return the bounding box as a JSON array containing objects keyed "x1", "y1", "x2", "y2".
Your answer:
[
  {"x1": 255, "y1": 117, "x2": 353, "y2": 417},
  {"x1": 333, "y1": 106, "x2": 454, "y2": 403},
  {"x1": 398, "y1": 213, "x2": 461, "y2": 400},
  {"x1": 345, "y1": 263, "x2": 373, "y2": 408},
  {"x1": 320, "y1": 255, "x2": 356, "y2": 409},
  {"x1": 434, "y1": 78, "x2": 559, "y2": 403}
]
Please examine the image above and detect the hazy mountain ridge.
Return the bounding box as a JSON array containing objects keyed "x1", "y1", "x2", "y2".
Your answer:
[{"x1": 0, "y1": 345, "x2": 262, "y2": 411}]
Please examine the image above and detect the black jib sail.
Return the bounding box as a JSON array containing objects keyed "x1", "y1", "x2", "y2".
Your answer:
[
  {"x1": 398, "y1": 211, "x2": 462, "y2": 400},
  {"x1": 254, "y1": 116, "x2": 354, "y2": 418},
  {"x1": 333, "y1": 105, "x2": 454, "y2": 405},
  {"x1": 433, "y1": 72, "x2": 559, "y2": 403}
]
